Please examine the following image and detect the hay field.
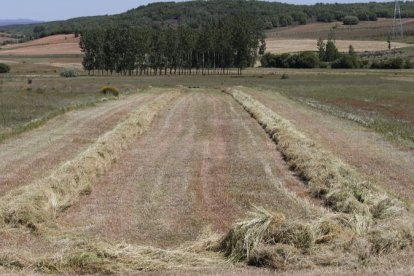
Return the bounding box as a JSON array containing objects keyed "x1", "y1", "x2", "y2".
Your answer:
[{"x1": 0, "y1": 71, "x2": 413, "y2": 274}]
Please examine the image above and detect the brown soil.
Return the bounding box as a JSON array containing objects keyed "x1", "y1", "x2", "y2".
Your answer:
[
  {"x1": 58, "y1": 90, "x2": 310, "y2": 248},
  {"x1": 0, "y1": 93, "x2": 157, "y2": 196},
  {"x1": 0, "y1": 34, "x2": 81, "y2": 56},
  {"x1": 243, "y1": 87, "x2": 414, "y2": 206}
]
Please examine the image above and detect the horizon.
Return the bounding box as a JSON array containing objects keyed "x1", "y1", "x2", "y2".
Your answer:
[{"x1": 1, "y1": 0, "x2": 395, "y2": 22}]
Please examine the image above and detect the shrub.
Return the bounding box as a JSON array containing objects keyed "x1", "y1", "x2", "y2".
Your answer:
[
  {"x1": 281, "y1": 73, "x2": 289, "y2": 79},
  {"x1": 60, "y1": 68, "x2": 77, "y2": 78},
  {"x1": 370, "y1": 57, "x2": 410, "y2": 69},
  {"x1": 331, "y1": 54, "x2": 360, "y2": 69},
  {"x1": 100, "y1": 85, "x2": 120, "y2": 97},
  {"x1": 294, "y1": 52, "x2": 320, "y2": 68},
  {"x1": 343, "y1": 16, "x2": 359, "y2": 25},
  {"x1": 319, "y1": 62, "x2": 328, "y2": 68},
  {"x1": 0, "y1": 63, "x2": 10, "y2": 74},
  {"x1": 261, "y1": 52, "x2": 319, "y2": 69}
]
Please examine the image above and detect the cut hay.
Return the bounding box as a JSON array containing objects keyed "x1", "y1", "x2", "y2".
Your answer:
[
  {"x1": 42, "y1": 242, "x2": 227, "y2": 274},
  {"x1": 222, "y1": 88, "x2": 414, "y2": 268},
  {"x1": 0, "y1": 237, "x2": 227, "y2": 274},
  {"x1": 0, "y1": 91, "x2": 181, "y2": 229}
]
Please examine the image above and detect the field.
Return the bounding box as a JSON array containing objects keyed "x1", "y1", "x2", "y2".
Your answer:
[
  {"x1": 266, "y1": 18, "x2": 414, "y2": 41},
  {"x1": 0, "y1": 14, "x2": 414, "y2": 274},
  {"x1": 265, "y1": 18, "x2": 414, "y2": 54},
  {"x1": 0, "y1": 34, "x2": 81, "y2": 56},
  {"x1": 0, "y1": 68, "x2": 414, "y2": 274},
  {"x1": 265, "y1": 38, "x2": 411, "y2": 53}
]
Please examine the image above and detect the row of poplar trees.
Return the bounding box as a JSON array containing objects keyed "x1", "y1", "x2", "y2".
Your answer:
[{"x1": 80, "y1": 16, "x2": 266, "y2": 76}]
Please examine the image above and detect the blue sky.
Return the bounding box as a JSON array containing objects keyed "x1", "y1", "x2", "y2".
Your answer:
[{"x1": 1, "y1": 0, "x2": 391, "y2": 21}]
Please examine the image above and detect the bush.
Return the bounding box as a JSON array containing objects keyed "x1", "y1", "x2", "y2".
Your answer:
[
  {"x1": 60, "y1": 68, "x2": 77, "y2": 78},
  {"x1": 100, "y1": 85, "x2": 120, "y2": 97},
  {"x1": 0, "y1": 63, "x2": 10, "y2": 74},
  {"x1": 294, "y1": 52, "x2": 320, "y2": 68},
  {"x1": 370, "y1": 57, "x2": 411, "y2": 69},
  {"x1": 343, "y1": 16, "x2": 359, "y2": 25},
  {"x1": 261, "y1": 52, "x2": 320, "y2": 69},
  {"x1": 319, "y1": 62, "x2": 328, "y2": 68},
  {"x1": 281, "y1": 73, "x2": 289, "y2": 79},
  {"x1": 331, "y1": 54, "x2": 360, "y2": 69}
]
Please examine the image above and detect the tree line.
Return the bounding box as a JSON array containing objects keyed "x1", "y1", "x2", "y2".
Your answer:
[{"x1": 80, "y1": 16, "x2": 265, "y2": 76}]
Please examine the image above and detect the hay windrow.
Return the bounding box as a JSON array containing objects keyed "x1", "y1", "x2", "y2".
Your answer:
[
  {"x1": 0, "y1": 91, "x2": 181, "y2": 229},
  {"x1": 39, "y1": 241, "x2": 227, "y2": 274},
  {"x1": 0, "y1": 234, "x2": 227, "y2": 274},
  {"x1": 223, "y1": 88, "x2": 414, "y2": 268}
]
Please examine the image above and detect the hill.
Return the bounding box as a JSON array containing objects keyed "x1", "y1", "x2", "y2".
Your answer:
[
  {"x1": 0, "y1": 19, "x2": 43, "y2": 26},
  {"x1": 1, "y1": 0, "x2": 414, "y2": 38}
]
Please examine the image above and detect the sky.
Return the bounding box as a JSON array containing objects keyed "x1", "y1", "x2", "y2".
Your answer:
[{"x1": 1, "y1": 0, "x2": 392, "y2": 21}]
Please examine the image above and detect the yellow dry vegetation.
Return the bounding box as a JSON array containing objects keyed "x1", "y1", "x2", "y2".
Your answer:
[
  {"x1": 220, "y1": 88, "x2": 413, "y2": 269},
  {"x1": 0, "y1": 91, "x2": 181, "y2": 230}
]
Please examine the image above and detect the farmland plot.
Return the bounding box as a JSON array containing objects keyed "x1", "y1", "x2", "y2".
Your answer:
[{"x1": 0, "y1": 87, "x2": 413, "y2": 274}]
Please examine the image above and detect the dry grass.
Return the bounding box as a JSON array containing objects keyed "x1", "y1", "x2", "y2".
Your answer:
[
  {"x1": 0, "y1": 91, "x2": 181, "y2": 230},
  {"x1": 38, "y1": 241, "x2": 227, "y2": 274},
  {"x1": 0, "y1": 230, "x2": 227, "y2": 274},
  {"x1": 221, "y1": 88, "x2": 414, "y2": 269},
  {"x1": 265, "y1": 38, "x2": 410, "y2": 54}
]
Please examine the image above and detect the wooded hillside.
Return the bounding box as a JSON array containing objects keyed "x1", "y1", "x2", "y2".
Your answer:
[{"x1": 2, "y1": 0, "x2": 414, "y2": 38}]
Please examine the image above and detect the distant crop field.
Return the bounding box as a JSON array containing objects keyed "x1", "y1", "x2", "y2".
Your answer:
[
  {"x1": 265, "y1": 37, "x2": 411, "y2": 53},
  {"x1": 266, "y1": 18, "x2": 414, "y2": 41},
  {"x1": 0, "y1": 34, "x2": 81, "y2": 56}
]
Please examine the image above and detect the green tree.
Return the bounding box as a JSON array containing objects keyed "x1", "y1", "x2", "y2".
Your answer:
[
  {"x1": 317, "y1": 38, "x2": 326, "y2": 60},
  {"x1": 325, "y1": 40, "x2": 339, "y2": 62}
]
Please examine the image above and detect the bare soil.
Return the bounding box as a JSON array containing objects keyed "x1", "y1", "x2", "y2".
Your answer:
[
  {"x1": 58, "y1": 90, "x2": 310, "y2": 248},
  {"x1": 0, "y1": 34, "x2": 81, "y2": 56}
]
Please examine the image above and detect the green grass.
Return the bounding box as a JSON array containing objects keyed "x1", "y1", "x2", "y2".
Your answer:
[{"x1": 0, "y1": 76, "x2": 149, "y2": 143}]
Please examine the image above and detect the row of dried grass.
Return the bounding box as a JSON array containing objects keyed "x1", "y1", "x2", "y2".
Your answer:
[
  {"x1": 222, "y1": 88, "x2": 413, "y2": 268},
  {"x1": 39, "y1": 241, "x2": 226, "y2": 274},
  {"x1": 0, "y1": 91, "x2": 181, "y2": 230},
  {"x1": 0, "y1": 226, "x2": 226, "y2": 274},
  {"x1": 0, "y1": 238, "x2": 226, "y2": 274}
]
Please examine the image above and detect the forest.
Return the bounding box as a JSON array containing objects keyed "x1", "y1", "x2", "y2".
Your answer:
[
  {"x1": 2, "y1": 0, "x2": 414, "y2": 38},
  {"x1": 79, "y1": 16, "x2": 265, "y2": 75}
]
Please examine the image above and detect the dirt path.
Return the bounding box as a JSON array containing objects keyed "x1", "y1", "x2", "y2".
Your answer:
[
  {"x1": 58, "y1": 90, "x2": 309, "y2": 248},
  {"x1": 0, "y1": 92, "x2": 158, "y2": 196},
  {"x1": 244, "y1": 88, "x2": 414, "y2": 205}
]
